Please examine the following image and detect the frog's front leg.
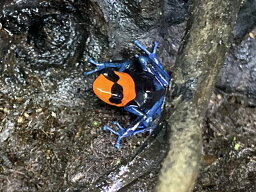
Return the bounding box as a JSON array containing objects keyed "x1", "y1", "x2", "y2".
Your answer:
[
  {"x1": 134, "y1": 40, "x2": 170, "y2": 85},
  {"x1": 84, "y1": 58, "x2": 129, "y2": 75},
  {"x1": 134, "y1": 40, "x2": 160, "y2": 68}
]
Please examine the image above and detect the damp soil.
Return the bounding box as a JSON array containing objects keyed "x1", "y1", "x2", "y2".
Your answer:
[{"x1": 0, "y1": 0, "x2": 255, "y2": 191}]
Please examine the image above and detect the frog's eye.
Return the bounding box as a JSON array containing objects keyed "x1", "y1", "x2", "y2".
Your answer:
[{"x1": 109, "y1": 84, "x2": 123, "y2": 104}]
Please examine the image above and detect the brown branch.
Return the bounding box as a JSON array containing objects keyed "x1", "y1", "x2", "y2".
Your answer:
[{"x1": 157, "y1": 0, "x2": 242, "y2": 192}]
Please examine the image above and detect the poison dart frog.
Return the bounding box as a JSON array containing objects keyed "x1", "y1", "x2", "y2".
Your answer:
[{"x1": 84, "y1": 40, "x2": 170, "y2": 148}]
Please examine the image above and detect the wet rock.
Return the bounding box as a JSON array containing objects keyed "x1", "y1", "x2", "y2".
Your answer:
[
  {"x1": 232, "y1": 0, "x2": 256, "y2": 41},
  {"x1": 1, "y1": 0, "x2": 90, "y2": 67},
  {"x1": 216, "y1": 0, "x2": 256, "y2": 103},
  {"x1": 216, "y1": 27, "x2": 256, "y2": 103}
]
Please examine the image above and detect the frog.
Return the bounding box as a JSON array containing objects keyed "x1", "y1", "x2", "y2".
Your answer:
[{"x1": 84, "y1": 40, "x2": 170, "y2": 148}]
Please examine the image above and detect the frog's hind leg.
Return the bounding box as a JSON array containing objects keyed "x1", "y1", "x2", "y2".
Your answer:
[
  {"x1": 103, "y1": 122, "x2": 128, "y2": 149},
  {"x1": 103, "y1": 97, "x2": 163, "y2": 148},
  {"x1": 104, "y1": 115, "x2": 147, "y2": 148},
  {"x1": 142, "y1": 96, "x2": 164, "y2": 128},
  {"x1": 134, "y1": 107, "x2": 162, "y2": 136}
]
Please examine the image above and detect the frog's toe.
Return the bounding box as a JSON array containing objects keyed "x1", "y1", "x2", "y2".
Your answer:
[
  {"x1": 87, "y1": 58, "x2": 98, "y2": 65},
  {"x1": 153, "y1": 41, "x2": 158, "y2": 53},
  {"x1": 103, "y1": 124, "x2": 125, "y2": 136},
  {"x1": 83, "y1": 70, "x2": 97, "y2": 76},
  {"x1": 134, "y1": 40, "x2": 151, "y2": 55},
  {"x1": 114, "y1": 142, "x2": 121, "y2": 149},
  {"x1": 114, "y1": 135, "x2": 123, "y2": 149},
  {"x1": 102, "y1": 125, "x2": 114, "y2": 132},
  {"x1": 148, "y1": 128, "x2": 153, "y2": 135},
  {"x1": 112, "y1": 121, "x2": 125, "y2": 130},
  {"x1": 102, "y1": 125, "x2": 109, "y2": 131}
]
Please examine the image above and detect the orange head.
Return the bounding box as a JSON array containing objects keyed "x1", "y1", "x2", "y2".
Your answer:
[{"x1": 93, "y1": 70, "x2": 136, "y2": 107}]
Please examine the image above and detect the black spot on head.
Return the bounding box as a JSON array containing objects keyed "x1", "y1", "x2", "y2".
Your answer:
[{"x1": 102, "y1": 69, "x2": 119, "y2": 82}]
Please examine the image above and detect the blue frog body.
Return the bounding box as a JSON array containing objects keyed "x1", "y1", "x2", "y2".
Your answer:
[{"x1": 84, "y1": 40, "x2": 170, "y2": 148}]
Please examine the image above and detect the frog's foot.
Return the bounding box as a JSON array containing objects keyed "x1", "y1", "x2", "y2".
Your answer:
[
  {"x1": 141, "y1": 116, "x2": 153, "y2": 128},
  {"x1": 84, "y1": 58, "x2": 130, "y2": 75},
  {"x1": 83, "y1": 58, "x2": 106, "y2": 75},
  {"x1": 103, "y1": 121, "x2": 127, "y2": 149},
  {"x1": 134, "y1": 40, "x2": 158, "y2": 59},
  {"x1": 134, "y1": 40, "x2": 152, "y2": 55},
  {"x1": 133, "y1": 126, "x2": 153, "y2": 135},
  {"x1": 134, "y1": 40, "x2": 168, "y2": 74},
  {"x1": 152, "y1": 41, "x2": 158, "y2": 54}
]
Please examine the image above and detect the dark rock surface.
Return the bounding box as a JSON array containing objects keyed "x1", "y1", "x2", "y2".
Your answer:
[
  {"x1": 216, "y1": 0, "x2": 256, "y2": 103},
  {"x1": 194, "y1": 92, "x2": 256, "y2": 192},
  {"x1": 216, "y1": 28, "x2": 256, "y2": 103}
]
